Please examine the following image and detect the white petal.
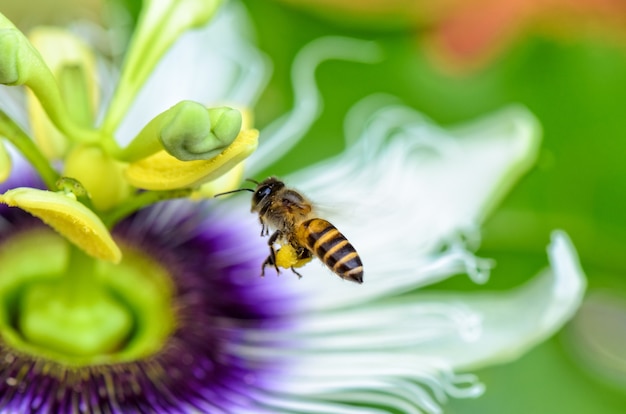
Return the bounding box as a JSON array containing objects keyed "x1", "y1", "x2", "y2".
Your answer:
[
  {"x1": 116, "y1": 0, "x2": 270, "y2": 143},
  {"x1": 291, "y1": 98, "x2": 540, "y2": 249},
  {"x1": 273, "y1": 100, "x2": 541, "y2": 307},
  {"x1": 408, "y1": 230, "x2": 586, "y2": 370},
  {"x1": 232, "y1": 232, "x2": 583, "y2": 413}
]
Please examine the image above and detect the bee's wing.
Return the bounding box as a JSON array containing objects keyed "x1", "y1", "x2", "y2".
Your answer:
[
  {"x1": 313, "y1": 200, "x2": 349, "y2": 217},
  {"x1": 292, "y1": 183, "x2": 358, "y2": 222},
  {"x1": 281, "y1": 189, "x2": 313, "y2": 215}
]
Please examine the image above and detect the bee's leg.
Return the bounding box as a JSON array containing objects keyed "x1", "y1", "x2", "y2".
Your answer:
[
  {"x1": 259, "y1": 218, "x2": 269, "y2": 237},
  {"x1": 261, "y1": 254, "x2": 276, "y2": 277},
  {"x1": 261, "y1": 231, "x2": 281, "y2": 276},
  {"x1": 290, "y1": 267, "x2": 303, "y2": 279}
]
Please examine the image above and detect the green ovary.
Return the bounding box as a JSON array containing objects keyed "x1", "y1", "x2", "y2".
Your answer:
[{"x1": 0, "y1": 228, "x2": 175, "y2": 365}]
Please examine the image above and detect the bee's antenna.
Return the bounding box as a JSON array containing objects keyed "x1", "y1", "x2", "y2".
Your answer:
[
  {"x1": 214, "y1": 188, "x2": 254, "y2": 198},
  {"x1": 214, "y1": 178, "x2": 260, "y2": 197}
]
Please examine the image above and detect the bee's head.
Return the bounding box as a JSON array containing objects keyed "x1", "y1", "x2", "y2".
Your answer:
[
  {"x1": 251, "y1": 177, "x2": 284, "y2": 211},
  {"x1": 213, "y1": 177, "x2": 286, "y2": 212}
]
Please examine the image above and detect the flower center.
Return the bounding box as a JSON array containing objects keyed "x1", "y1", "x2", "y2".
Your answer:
[{"x1": 0, "y1": 227, "x2": 175, "y2": 365}]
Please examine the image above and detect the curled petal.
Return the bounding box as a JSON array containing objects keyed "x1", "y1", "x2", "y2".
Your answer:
[
  {"x1": 414, "y1": 231, "x2": 586, "y2": 370},
  {"x1": 247, "y1": 36, "x2": 381, "y2": 175},
  {"x1": 125, "y1": 128, "x2": 258, "y2": 190},
  {"x1": 0, "y1": 187, "x2": 121, "y2": 262}
]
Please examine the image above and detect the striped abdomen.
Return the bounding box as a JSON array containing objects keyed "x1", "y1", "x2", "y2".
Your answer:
[{"x1": 298, "y1": 218, "x2": 363, "y2": 283}]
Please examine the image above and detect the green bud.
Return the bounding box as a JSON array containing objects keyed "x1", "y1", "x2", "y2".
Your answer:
[
  {"x1": 161, "y1": 104, "x2": 242, "y2": 161},
  {"x1": 160, "y1": 101, "x2": 213, "y2": 160},
  {"x1": 120, "y1": 101, "x2": 242, "y2": 162}
]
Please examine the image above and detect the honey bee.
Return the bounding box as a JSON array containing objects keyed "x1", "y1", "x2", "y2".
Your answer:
[{"x1": 217, "y1": 177, "x2": 363, "y2": 283}]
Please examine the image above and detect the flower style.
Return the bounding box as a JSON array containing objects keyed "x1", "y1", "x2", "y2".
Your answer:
[{"x1": 0, "y1": 1, "x2": 586, "y2": 413}]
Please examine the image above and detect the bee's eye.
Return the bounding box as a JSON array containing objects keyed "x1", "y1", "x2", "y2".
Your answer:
[
  {"x1": 252, "y1": 185, "x2": 272, "y2": 206},
  {"x1": 257, "y1": 186, "x2": 271, "y2": 198}
]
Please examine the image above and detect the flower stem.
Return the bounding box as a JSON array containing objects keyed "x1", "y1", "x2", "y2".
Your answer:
[
  {"x1": 102, "y1": 188, "x2": 192, "y2": 228},
  {"x1": 0, "y1": 110, "x2": 59, "y2": 188}
]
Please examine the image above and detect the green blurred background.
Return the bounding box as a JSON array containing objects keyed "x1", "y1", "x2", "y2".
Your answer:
[{"x1": 7, "y1": 0, "x2": 626, "y2": 412}]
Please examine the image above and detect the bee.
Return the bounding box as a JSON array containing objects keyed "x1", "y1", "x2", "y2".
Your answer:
[{"x1": 217, "y1": 177, "x2": 363, "y2": 283}]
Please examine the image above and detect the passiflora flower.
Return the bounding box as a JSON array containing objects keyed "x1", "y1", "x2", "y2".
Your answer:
[{"x1": 0, "y1": 0, "x2": 585, "y2": 413}]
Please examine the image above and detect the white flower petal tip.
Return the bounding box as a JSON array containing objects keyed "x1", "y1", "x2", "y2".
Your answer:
[
  {"x1": 415, "y1": 231, "x2": 586, "y2": 371},
  {"x1": 544, "y1": 230, "x2": 587, "y2": 325}
]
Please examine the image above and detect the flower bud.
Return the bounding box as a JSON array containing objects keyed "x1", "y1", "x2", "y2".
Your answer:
[{"x1": 159, "y1": 103, "x2": 242, "y2": 161}]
